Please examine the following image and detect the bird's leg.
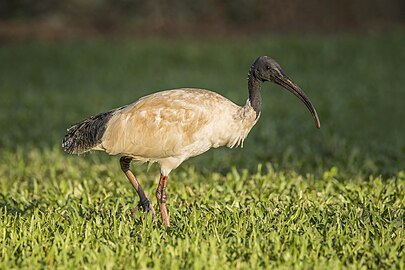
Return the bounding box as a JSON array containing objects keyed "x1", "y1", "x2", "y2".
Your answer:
[
  {"x1": 119, "y1": 156, "x2": 156, "y2": 218},
  {"x1": 156, "y1": 174, "x2": 170, "y2": 227}
]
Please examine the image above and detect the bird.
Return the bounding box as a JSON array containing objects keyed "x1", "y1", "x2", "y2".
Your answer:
[{"x1": 62, "y1": 56, "x2": 320, "y2": 227}]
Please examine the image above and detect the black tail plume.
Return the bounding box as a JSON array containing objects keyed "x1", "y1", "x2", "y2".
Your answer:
[{"x1": 62, "y1": 107, "x2": 124, "y2": 154}]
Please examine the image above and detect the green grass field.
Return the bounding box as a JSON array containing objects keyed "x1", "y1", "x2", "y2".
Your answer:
[{"x1": 0, "y1": 32, "x2": 404, "y2": 269}]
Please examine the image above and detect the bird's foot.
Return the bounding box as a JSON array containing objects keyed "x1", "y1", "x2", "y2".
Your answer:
[{"x1": 132, "y1": 198, "x2": 156, "y2": 220}]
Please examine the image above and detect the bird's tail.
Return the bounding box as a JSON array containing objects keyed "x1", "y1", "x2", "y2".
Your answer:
[{"x1": 62, "y1": 106, "x2": 125, "y2": 154}]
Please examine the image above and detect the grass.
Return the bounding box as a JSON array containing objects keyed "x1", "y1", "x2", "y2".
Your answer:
[{"x1": 0, "y1": 32, "x2": 404, "y2": 269}]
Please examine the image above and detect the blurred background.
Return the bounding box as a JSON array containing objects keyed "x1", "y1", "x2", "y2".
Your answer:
[
  {"x1": 0, "y1": 0, "x2": 404, "y2": 41},
  {"x1": 0, "y1": 0, "x2": 404, "y2": 178}
]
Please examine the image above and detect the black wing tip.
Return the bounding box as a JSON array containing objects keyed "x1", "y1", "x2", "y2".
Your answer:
[
  {"x1": 61, "y1": 134, "x2": 81, "y2": 154},
  {"x1": 61, "y1": 108, "x2": 119, "y2": 155}
]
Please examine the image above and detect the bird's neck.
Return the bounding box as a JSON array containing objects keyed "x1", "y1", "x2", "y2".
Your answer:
[{"x1": 247, "y1": 71, "x2": 262, "y2": 118}]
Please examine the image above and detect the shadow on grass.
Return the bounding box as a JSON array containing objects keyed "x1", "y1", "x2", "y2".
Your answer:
[{"x1": 0, "y1": 194, "x2": 39, "y2": 216}]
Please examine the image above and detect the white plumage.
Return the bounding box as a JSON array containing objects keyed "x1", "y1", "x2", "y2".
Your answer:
[{"x1": 95, "y1": 88, "x2": 257, "y2": 176}]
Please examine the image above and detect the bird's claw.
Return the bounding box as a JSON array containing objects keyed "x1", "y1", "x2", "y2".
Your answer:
[{"x1": 132, "y1": 198, "x2": 156, "y2": 220}]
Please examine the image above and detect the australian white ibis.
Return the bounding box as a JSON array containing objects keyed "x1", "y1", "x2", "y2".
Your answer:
[{"x1": 62, "y1": 56, "x2": 320, "y2": 227}]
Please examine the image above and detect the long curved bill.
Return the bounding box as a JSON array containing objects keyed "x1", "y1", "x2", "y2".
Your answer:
[{"x1": 273, "y1": 72, "x2": 321, "y2": 129}]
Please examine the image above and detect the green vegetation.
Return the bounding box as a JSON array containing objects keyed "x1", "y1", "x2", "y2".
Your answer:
[{"x1": 0, "y1": 33, "x2": 404, "y2": 269}]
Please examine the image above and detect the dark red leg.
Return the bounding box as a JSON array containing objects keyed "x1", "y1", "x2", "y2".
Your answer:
[
  {"x1": 156, "y1": 174, "x2": 170, "y2": 227},
  {"x1": 120, "y1": 156, "x2": 156, "y2": 218}
]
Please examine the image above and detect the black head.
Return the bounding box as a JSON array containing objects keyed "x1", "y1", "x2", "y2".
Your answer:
[
  {"x1": 250, "y1": 56, "x2": 284, "y2": 82},
  {"x1": 250, "y1": 56, "x2": 321, "y2": 128}
]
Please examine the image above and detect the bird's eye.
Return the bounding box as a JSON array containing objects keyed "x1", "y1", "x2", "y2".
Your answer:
[{"x1": 265, "y1": 65, "x2": 270, "y2": 70}]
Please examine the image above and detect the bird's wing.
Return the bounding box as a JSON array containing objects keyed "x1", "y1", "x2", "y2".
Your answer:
[{"x1": 99, "y1": 89, "x2": 237, "y2": 160}]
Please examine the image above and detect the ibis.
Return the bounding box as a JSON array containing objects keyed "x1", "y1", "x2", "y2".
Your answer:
[{"x1": 62, "y1": 56, "x2": 320, "y2": 227}]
